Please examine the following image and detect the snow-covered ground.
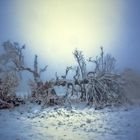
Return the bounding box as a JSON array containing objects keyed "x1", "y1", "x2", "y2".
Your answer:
[{"x1": 0, "y1": 103, "x2": 140, "y2": 140}]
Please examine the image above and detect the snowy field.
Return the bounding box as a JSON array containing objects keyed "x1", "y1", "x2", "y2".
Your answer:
[{"x1": 0, "y1": 103, "x2": 140, "y2": 140}]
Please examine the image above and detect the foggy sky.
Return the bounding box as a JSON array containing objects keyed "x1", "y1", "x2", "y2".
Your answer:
[{"x1": 0, "y1": 0, "x2": 140, "y2": 80}]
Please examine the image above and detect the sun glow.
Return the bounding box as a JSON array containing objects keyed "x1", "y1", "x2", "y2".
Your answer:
[{"x1": 15, "y1": 0, "x2": 124, "y2": 69}]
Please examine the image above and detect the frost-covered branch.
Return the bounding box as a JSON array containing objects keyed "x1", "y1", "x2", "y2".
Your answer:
[{"x1": 73, "y1": 49, "x2": 87, "y2": 79}]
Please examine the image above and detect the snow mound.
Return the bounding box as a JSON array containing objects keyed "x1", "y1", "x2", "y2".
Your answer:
[{"x1": 0, "y1": 104, "x2": 140, "y2": 140}]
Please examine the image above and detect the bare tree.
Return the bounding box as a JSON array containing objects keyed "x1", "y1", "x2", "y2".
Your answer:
[
  {"x1": 73, "y1": 49, "x2": 87, "y2": 79},
  {"x1": 0, "y1": 41, "x2": 50, "y2": 106},
  {"x1": 2, "y1": 41, "x2": 48, "y2": 83},
  {"x1": 73, "y1": 49, "x2": 88, "y2": 100},
  {"x1": 88, "y1": 47, "x2": 116, "y2": 75}
]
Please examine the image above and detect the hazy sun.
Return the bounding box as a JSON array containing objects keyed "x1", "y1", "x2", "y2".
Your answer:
[{"x1": 15, "y1": 0, "x2": 125, "y2": 70}]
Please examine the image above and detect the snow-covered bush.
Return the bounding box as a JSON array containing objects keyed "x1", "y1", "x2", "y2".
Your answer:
[
  {"x1": 28, "y1": 79, "x2": 61, "y2": 106},
  {"x1": 0, "y1": 41, "x2": 24, "y2": 108},
  {"x1": 64, "y1": 47, "x2": 127, "y2": 107},
  {"x1": 85, "y1": 47, "x2": 126, "y2": 106}
]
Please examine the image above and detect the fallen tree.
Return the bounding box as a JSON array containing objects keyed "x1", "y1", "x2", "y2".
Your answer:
[
  {"x1": 58, "y1": 47, "x2": 127, "y2": 108},
  {"x1": 0, "y1": 41, "x2": 128, "y2": 109}
]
